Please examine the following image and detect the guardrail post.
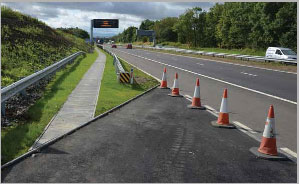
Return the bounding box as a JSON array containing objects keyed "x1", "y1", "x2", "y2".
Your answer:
[
  {"x1": 20, "y1": 89, "x2": 27, "y2": 97},
  {"x1": 130, "y1": 68, "x2": 134, "y2": 84},
  {"x1": 1, "y1": 102, "x2": 6, "y2": 116},
  {"x1": 116, "y1": 73, "x2": 120, "y2": 82}
]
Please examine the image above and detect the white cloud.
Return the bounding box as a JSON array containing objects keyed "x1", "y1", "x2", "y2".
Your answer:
[{"x1": 2, "y1": 2, "x2": 215, "y2": 37}]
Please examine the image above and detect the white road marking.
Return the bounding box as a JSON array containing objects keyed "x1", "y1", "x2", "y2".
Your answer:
[
  {"x1": 140, "y1": 48, "x2": 297, "y2": 75},
  {"x1": 197, "y1": 63, "x2": 204, "y2": 66},
  {"x1": 240, "y1": 72, "x2": 258, "y2": 77},
  {"x1": 184, "y1": 95, "x2": 192, "y2": 99},
  {"x1": 118, "y1": 49, "x2": 297, "y2": 105},
  {"x1": 116, "y1": 56, "x2": 161, "y2": 82},
  {"x1": 232, "y1": 121, "x2": 258, "y2": 134},
  {"x1": 114, "y1": 50, "x2": 298, "y2": 161},
  {"x1": 203, "y1": 105, "x2": 219, "y2": 117},
  {"x1": 280, "y1": 148, "x2": 297, "y2": 158}
]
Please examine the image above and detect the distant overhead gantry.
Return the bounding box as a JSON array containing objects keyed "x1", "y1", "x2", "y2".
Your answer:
[{"x1": 90, "y1": 19, "x2": 119, "y2": 44}]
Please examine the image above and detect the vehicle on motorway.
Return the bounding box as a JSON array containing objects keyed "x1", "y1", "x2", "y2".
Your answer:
[
  {"x1": 126, "y1": 43, "x2": 132, "y2": 49},
  {"x1": 156, "y1": 44, "x2": 163, "y2": 48},
  {"x1": 112, "y1": 44, "x2": 117, "y2": 48},
  {"x1": 265, "y1": 47, "x2": 297, "y2": 60}
]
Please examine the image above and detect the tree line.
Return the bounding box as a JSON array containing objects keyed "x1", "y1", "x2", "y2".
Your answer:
[{"x1": 112, "y1": 2, "x2": 297, "y2": 51}]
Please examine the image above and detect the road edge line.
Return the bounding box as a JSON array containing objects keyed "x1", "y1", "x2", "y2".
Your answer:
[
  {"x1": 137, "y1": 48, "x2": 297, "y2": 75},
  {"x1": 118, "y1": 49, "x2": 296, "y2": 105}
]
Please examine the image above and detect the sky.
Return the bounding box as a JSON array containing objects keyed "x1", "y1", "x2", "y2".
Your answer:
[{"x1": 2, "y1": 2, "x2": 215, "y2": 37}]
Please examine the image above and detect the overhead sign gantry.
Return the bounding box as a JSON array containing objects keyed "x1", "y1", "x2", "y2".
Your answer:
[
  {"x1": 136, "y1": 29, "x2": 156, "y2": 46},
  {"x1": 90, "y1": 19, "x2": 119, "y2": 44}
]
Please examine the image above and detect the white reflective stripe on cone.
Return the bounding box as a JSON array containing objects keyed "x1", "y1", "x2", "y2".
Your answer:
[
  {"x1": 173, "y1": 79, "x2": 179, "y2": 89},
  {"x1": 219, "y1": 98, "x2": 228, "y2": 113},
  {"x1": 193, "y1": 86, "x2": 200, "y2": 98},
  {"x1": 263, "y1": 118, "x2": 276, "y2": 138},
  {"x1": 162, "y1": 72, "x2": 167, "y2": 81}
]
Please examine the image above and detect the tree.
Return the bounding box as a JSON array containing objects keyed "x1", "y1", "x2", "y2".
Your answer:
[
  {"x1": 153, "y1": 17, "x2": 178, "y2": 43},
  {"x1": 139, "y1": 19, "x2": 155, "y2": 30}
]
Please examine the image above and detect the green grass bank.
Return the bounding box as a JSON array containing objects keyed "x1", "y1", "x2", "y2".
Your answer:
[
  {"x1": 1, "y1": 51, "x2": 98, "y2": 164},
  {"x1": 132, "y1": 41, "x2": 266, "y2": 56},
  {"x1": 94, "y1": 49, "x2": 159, "y2": 116},
  {"x1": 1, "y1": 6, "x2": 91, "y2": 86}
]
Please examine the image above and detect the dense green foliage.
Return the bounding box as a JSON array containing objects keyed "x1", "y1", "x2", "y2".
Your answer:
[
  {"x1": 113, "y1": 2, "x2": 297, "y2": 52},
  {"x1": 1, "y1": 6, "x2": 91, "y2": 86},
  {"x1": 57, "y1": 27, "x2": 90, "y2": 39}
]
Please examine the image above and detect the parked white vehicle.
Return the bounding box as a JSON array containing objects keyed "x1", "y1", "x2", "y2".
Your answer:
[{"x1": 265, "y1": 47, "x2": 297, "y2": 60}]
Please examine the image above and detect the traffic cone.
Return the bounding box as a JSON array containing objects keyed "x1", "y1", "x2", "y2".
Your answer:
[
  {"x1": 168, "y1": 73, "x2": 182, "y2": 97},
  {"x1": 211, "y1": 89, "x2": 235, "y2": 128},
  {"x1": 258, "y1": 105, "x2": 277, "y2": 155},
  {"x1": 249, "y1": 105, "x2": 287, "y2": 160},
  {"x1": 188, "y1": 78, "x2": 205, "y2": 110},
  {"x1": 159, "y1": 67, "x2": 168, "y2": 89}
]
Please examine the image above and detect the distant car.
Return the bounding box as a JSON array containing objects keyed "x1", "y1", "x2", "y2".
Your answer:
[
  {"x1": 126, "y1": 43, "x2": 132, "y2": 49},
  {"x1": 112, "y1": 44, "x2": 117, "y2": 48},
  {"x1": 265, "y1": 47, "x2": 297, "y2": 60}
]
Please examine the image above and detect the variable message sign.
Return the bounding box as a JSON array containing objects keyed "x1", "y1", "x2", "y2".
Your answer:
[{"x1": 93, "y1": 19, "x2": 119, "y2": 28}]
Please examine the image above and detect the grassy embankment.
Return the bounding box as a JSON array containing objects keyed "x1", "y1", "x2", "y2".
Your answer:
[
  {"x1": 1, "y1": 6, "x2": 91, "y2": 86},
  {"x1": 1, "y1": 51, "x2": 99, "y2": 164},
  {"x1": 132, "y1": 42, "x2": 296, "y2": 73},
  {"x1": 94, "y1": 49, "x2": 159, "y2": 116},
  {"x1": 1, "y1": 6, "x2": 95, "y2": 164}
]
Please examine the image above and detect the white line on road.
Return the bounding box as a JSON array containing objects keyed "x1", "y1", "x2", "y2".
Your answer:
[
  {"x1": 114, "y1": 50, "x2": 298, "y2": 162},
  {"x1": 116, "y1": 56, "x2": 161, "y2": 82},
  {"x1": 280, "y1": 148, "x2": 297, "y2": 158},
  {"x1": 233, "y1": 121, "x2": 258, "y2": 134},
  {"x1": 118, "y1": 49, "x2": 297, "y2": 105},
  {"x1": 140, "y1": 48, "x2": 297, "y2": 75},
  {"x1": 240, "y1": 72, "x2": 258, "y2": 77},
  {"x1": 197, "y1": 63, "x2": 204, "y2": 66}
]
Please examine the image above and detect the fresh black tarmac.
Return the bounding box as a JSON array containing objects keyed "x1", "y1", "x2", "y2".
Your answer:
[{"x1": 1, "y1": 89, "x2": 296, "y2": 183}]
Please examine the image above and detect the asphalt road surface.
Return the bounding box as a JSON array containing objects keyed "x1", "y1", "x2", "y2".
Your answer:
[
  {"x1": 120, "y1": 47, "x2": 297, "y2": 102},
  {"x1": 107, "y1": 46, "x2": 297, "y2": 154},
  {"x1": 2, "y1": 89, "x2": 296, "y2": 183}
]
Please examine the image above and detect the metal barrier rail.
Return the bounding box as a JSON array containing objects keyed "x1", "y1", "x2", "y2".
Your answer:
[
  {"x1": 97, "y1": 44, "x2": 130, "y2": 83},
  {"x1": 134, "y1": 45, "x2": 297, "y2": 65},
  {"x1": 1, "y1": 51, "x2": 84, "y2": 104}
]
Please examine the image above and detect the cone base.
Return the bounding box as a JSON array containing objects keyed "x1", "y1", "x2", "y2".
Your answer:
[
  {"x1": 249, "y1": 147, "x2": 289, "y2": 161},
  {"x1": 211, "y1": 121, "x2": 236, "y2": 129},
  {"x1": 187, "y1": 104, "x2": 206, "y2": 110},
  {"x1": 168, "y1": 94, "x2": 183, "y2": 97}
]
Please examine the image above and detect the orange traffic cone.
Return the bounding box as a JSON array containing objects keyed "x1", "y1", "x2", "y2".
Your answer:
[
  {"x1": 211, "y1": 89, "x2": 235, "y2": 128},
  {"x1": 249, "y1": 105, "x2": 287, "y2": 160},
  {"x1": 188, "y1": 78, "x2": 205, "y2": 110},
  {"x1": 168, "y1": 73, "x2": 182, "y2": 97},
  {"x1": 258, "y1": 105, "x2": 277, "y2": 155},
  {"x1": 159, "y1": 67, "x2": 169, "y2": 89}
]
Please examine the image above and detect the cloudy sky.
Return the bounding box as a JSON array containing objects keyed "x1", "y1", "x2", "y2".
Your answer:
[{"x1": 2, "y1": 2, "x2": 215, "y2": 37}]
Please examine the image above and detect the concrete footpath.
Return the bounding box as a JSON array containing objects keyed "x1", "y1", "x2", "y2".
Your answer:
[
  {"x1": 31, "y1": 48, "x2": 106, "y2": 149},
  {"x1": 2, "y1": 88, "x2": 296, "y2": 183}
]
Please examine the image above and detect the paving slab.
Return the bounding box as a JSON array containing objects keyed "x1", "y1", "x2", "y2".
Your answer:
[
  {"x1": 2, "y1": 88, "x2": 296, "y2": 183},
  {"x1": 30, "y1": 48, "x2": 106, "y2": 149}
]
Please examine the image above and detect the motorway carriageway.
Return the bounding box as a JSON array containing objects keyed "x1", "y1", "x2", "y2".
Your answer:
[{"x1": 106, "y1": 46, "x2": 297, "y2": 157}]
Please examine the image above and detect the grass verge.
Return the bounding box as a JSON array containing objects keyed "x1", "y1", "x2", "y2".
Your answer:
[
  {"x1": 1, "y1": 50, "x2": 99, "y2": 164},
  {"x1": 94, "y1": 49, "x2": 159, "y2": 116},
  {"x1": 133, "y1": 41, "x2": 266, "y2": 56},
  {"x1": 136, "y1": 47, "x2": 297, "y2": 73}
]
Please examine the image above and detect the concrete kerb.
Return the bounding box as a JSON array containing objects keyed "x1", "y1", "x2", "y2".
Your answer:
[{"x1": 1, "y1": 84, "x2": 159, "y2": 170}]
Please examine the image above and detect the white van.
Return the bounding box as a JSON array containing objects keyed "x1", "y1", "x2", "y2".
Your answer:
[{"x1": 265, "y1": 47, "x2": 297, "y2": 60}]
